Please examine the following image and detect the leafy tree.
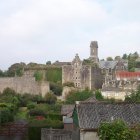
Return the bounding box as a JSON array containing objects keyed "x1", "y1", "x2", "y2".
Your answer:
[
  {"x1": 114, "y1": 56, "x2": 121, "y2": 61},
  {"x1": 66, "y1": 90, "x2": 93, "y2": 104},
  {"x1": 106, "y1": 57, "x2": 113, "y2": 61},
  {"x1": 99, "y1": 119, "x2": 137, "y2": 140},
  {"x1": 45, "y1": 92, "x2": 57, "y2": 104},
  {"x1": 46, "y1": 61, "x2": 51, "y2": 65},
  {"x1": 122, "y1": 54, "x2": 128, "y2": 60},
  {"x1": 7, "y1": 62, "x2": 25, "y2": 77}
]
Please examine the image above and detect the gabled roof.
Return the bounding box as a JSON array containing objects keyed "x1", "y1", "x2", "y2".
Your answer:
[
  {"x1": 99, "y1": 61, "x2": 118, "y2": 69},
  {"x1": 61, "y1": 105, "x2": 75, "y2": 116},
  {"x1": 116, "y1": 71, "x2": 140, "y2": 79},
  {"x1": 77, "y1": 102, "x2": 140, "y2": 129}
]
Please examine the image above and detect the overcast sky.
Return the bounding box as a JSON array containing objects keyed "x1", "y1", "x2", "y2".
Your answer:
[{"x1": 0, "y1": 0, "x2": 140, "y2": 70}]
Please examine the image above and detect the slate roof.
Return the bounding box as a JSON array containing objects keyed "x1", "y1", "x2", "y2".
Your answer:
[
  {"x1": 99, "y1": 61, "x2": 118, "y2": 69},
  {"x1": 77, "y1": 102, "x2": 140, "y2": 129},
  {"x1": 61, "y1": 105, "x2": 75, "y2": 116},
  {"x1": 84, "y1": 96, "x2": 98, "y2": 103}
]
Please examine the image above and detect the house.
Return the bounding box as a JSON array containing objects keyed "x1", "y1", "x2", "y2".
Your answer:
[
  {"x1": 61, "y1": 105, "x2": 75, "y2": 130},
  {"x1": 73, "y1": 101, "x2": 140, "y2": 140},
  {"x1": 102, "y1": 71, "x2": 140, "y2": 100}
]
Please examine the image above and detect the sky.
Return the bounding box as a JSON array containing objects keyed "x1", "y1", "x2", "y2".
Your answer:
[{"x1": 0, "y1": 0, "x2": 140, "y2": 70}]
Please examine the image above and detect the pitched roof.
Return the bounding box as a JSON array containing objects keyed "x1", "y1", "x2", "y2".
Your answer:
[
  {"x1": 61, "y1": 105, "x2": 75, "y2": 116},
  {"x1": 77, "y1": 102, "x2": 140, "y2": 129},
  {"x1": 116, "y1": 71, "x2": 140, "y2": 79},
  {"x1": 99, "y1": 61, "x2": 118, "y2": 69}
]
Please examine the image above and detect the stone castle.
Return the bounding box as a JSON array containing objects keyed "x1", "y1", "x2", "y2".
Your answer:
[
  {"x1": 62, "y1": 41, "x2": 103, "y2": 90},
  {"x1": 0, "y1": 41, "x2": 139, "y2": 99}
]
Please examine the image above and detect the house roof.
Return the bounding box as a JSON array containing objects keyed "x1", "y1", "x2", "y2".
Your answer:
[
  {"x1": 116, "y1": 71, "x2": 140, "y2": 79},
  {"x1": 61, "y1": 105, "x2": 75, "y2": 116},
  {"x1": 99, "y1": 61, "x2": 118, "y2": 69},
  {"x1": 77, "y1": 102, "x2": 140, "y2": 129}
]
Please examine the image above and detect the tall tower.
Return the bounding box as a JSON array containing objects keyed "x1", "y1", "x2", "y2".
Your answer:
[{"x1": 90, "y1": 41, "x2": 99, "y2": 63}]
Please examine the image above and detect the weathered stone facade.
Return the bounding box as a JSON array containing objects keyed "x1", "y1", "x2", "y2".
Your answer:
[
  {"x1": 0, "y1": 76, "x2": 50, "y2": 97},
  {"x1": 62, "y1": 53, "x2": 103, "y2": 90}
]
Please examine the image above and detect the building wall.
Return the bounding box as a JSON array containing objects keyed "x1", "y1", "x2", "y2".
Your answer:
[
  {"x1": 80, "y1": 131, "x2": 99, "y2": 140},
  {"x1": 0, "y1": 77, "x2": 50, "y2": 96},
  {"x1": 102, "y1": 90, "x2": 127, "y2": 101}
]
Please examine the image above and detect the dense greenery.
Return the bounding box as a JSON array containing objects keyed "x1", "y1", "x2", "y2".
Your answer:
[
  {"x1": 28, "y1": 119, "x2": 63, "y2": 140},
  {"x1": 99, "y1": 120, "x2": 137, "y2": 140},
  {"x1": 125, "y1": 86, "x2": 140, "y2": 102},
  {"x1": 44, "y1": 92, "x2": 57, "y2": 104},
  {"x1": 65, "y1": 89, "x2": 93, "y2": 104},
  {"x1": 45, "y1": 67, "x2": 62, "y2": 83},
  {"x1": 50, "y1": 82, "x2": 63, "y2": 96}
]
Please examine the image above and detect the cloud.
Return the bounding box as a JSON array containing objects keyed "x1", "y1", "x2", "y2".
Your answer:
[{"x1": 0, "y1": 0, "x2": 139, "y2": 70}]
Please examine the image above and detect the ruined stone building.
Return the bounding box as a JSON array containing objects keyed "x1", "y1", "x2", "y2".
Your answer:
[{"x1": 62, "y1": 41, "x2": 103, "y2": 90}]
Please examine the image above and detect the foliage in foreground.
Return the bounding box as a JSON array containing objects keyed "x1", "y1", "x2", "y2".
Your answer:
[{"x1": 99, "y1": 120, "x2": 137, "y2": 140}]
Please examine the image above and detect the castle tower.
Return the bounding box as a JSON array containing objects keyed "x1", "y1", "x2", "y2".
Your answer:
[{"x1": 90, "y1": 41, "x2": 99, "y2": 63}]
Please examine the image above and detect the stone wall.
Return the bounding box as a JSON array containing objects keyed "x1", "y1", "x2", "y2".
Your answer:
[{"x1": 0, "y1": 77, "x2": 50, "y2": 96}]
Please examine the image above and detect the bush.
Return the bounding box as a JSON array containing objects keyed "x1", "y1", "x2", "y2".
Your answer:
[
  {"x1": 50, "y1": 82, "x2": 62, "y2": 96},
  {"x1": 66, "y1": 89, "x2": 93, "y2": 104},
  {"x1": 0, "y1": 108, "x2": 14, "y2": 124},
  {"x1": 34, "y1": 71, "x2": 43, "y2": 81},
  {"x1": 99, "y1": 119, "x2": 137, "y2": 140},
  {"x1": 45, "y1": 93, "x2": 57, "y2": 104},
  {"x1": 27, "y1": 102, "x2": 36, "y2": 110},
  {"x1": 28, "y1": 119, "x2": 63, "y2": 140},
  {"x1": 29, "y1": 109, "x2": 45, "y2": 117}
]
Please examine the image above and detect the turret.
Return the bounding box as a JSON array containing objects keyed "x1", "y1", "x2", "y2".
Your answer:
[{"x1": 90, "y1": 41, "x2": 99, "y2": 63}]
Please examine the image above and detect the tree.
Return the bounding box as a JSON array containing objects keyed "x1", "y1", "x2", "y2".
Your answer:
[
  {"x1": 46, "y1": 61, "x2": 51, "y2": 65},
  {"x1": 45, "y1": 92, "x2": 57, "y2": 104},
  {"x1": 66, "y1": 90, "x2": 93, "y2": 104},
  {"x1": 99, "y1": 119, "x2": 137, "y2": 140},
  {"x1": 106, "y1": 57, "x2": 113, "y2": 61},
  {"x1": 114, "y1": 56, "x2": 121, "y2": 61},
  {"x1": 122, "y1": 54, "x2": 128, "y2": 60}
]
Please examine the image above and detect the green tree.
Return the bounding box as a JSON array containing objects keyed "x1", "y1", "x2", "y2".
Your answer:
[
  {"x1": 106, "y1": 57, "x2": 113, "y2": 61},
  {"x1": 45, "y1": 92, "x2": 57, "y2": 104},
  {"x1": 66, "y1": 90, "x2": 93, "y2": 104},
  {"x1": 122, "y1": 54, "x2": 128, "y2": 60},
  {"x1": 114, "y1": 56, "x2": 121, "y2": 61},
  {"x1": 99, "y1": 120, "x2": 136, "y2": 140}
]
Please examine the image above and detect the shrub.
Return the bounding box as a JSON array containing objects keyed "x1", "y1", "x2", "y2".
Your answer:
[
  {"x1": 66, "y1": 90, "x2": 93, "y2": 104},
  {"x1": 27, "y1": 102, "x2": 36, "y2": 110},
  {"x1": 50, "y1": 82, "x2": 62, "y2": 96},
  {"x1": 28, "y1": 119, "x2": 63, "y2": 140},
  {"x1": 45, "y1": 93, "x2": 57, "y2": 104},
  {"x1": 29, "y1": 109, "x2": 45, "y2": 117}
]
